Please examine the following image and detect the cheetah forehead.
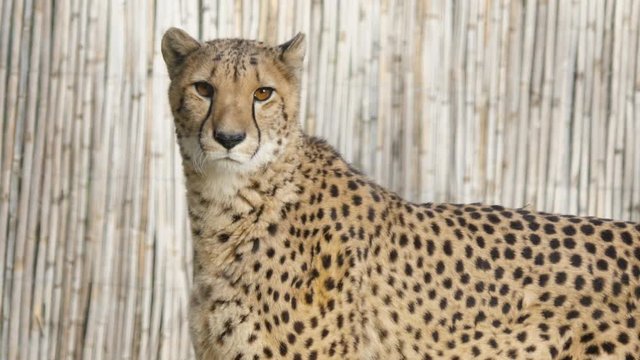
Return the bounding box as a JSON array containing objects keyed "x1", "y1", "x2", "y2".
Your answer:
[{"x1": 204, "y1": 39, "x2": 275, "y2": 65}]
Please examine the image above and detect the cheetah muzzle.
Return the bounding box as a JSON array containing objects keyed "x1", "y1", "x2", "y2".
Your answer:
[{"x1": 161, "y1": 28, "x2": 640, "y2": 360}]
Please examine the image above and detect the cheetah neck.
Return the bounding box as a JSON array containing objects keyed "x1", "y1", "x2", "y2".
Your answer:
[{"x1": 182, "y1": 138, "x2": 304, "y2": 267}]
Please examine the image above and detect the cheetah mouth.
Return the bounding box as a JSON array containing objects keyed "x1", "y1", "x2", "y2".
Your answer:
[{"x1": 204, "y1": 150, "x2": 251, "y2": 164}]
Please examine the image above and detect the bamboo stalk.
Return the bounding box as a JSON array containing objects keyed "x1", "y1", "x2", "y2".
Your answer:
[
  {"x1": 525, "y1": 0, "x2": 546, "y2": 209},
  {"x1": 596, "y1": 0, "x2": 615, "y2": 217},
  {"x1": 15, "y1": 0, "x2": 44, "y2": 358},
  {"x1": 7, "y1": 0, "x2": 33, "y2": 358},
  {"x1": 588, "y1": 0, "x2": 607, "y2": 216},
  {"x1": 514, "y1": 0, "x2": 536, "y2": 208},
  {"x1": 501, "y1": 0, "x2": 520, "y2": 207},
  {"x1": 632, "y1": 1, "x2": 640, "y2": 222},
  {"x1": 39, "y1": 1, "x2": 70, "y2": 358},
  {"x1": 535, "y1": 0, "x2": 558, "y2": 211},
  {"x1": 0, "y1": 0, "x2": 25, "y2": 354},
  {"x1": 28, "y1": 1, "x2": 52, "y2": 358},
  {"x1": 620, "y1": 0, "x2": 637, "y2": 220},
  {"x1": 605, "y1": 0, "x2": 625, "y2": 220},
  {"x1": 574, "y1": 0, "x2": 589, "y2": 216},
  {"x1": 81, "y1": 0, "x2": 109, "y2": 356},
  {"x1": 462, "y1": 0, "x2": 477, "y2": 203}
]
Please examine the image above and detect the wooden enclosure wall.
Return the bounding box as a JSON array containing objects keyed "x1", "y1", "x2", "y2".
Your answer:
[{"x1": 1, "y1": 0, "x2": 639, "y2": 358}]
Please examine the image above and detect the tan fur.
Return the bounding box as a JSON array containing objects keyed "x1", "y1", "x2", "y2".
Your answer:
[{"x1": 162, "y1": 28, "x2": 640, "y2": 360}]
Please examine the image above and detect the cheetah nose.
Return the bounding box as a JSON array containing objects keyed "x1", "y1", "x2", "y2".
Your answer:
[{"x1": 213, "y1": 129, "x2": 246, "y2": 150}]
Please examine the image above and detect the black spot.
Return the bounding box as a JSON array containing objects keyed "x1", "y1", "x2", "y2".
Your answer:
[
  {"x1": 592, "y1": 309, "x2": 604, "y2": 320},
  {"x1": 562, "y1": 225, "x2": 576, "y2": 235},
  {"x1": 293, "y1": 321, "x2": 304, "y2": 334},
  {"x1": 431, "y1": 223, "x2": 441, "y2": 235},
  {"x1": 321, "y1": 255, "x2": 331, "y2": 269},
  {"x1": 423, "y1": 311, "x2": 433, "y2": 324},
  {"x1": 617, "y1": 258, "x2": 628, "y2": 270},
  {"x1": 549, "y1": 251, "x2": 561, "y2": 264},
  {"x1": 505, "y1": 233, "x2": 516, "y2": 245},
  {"x1": 513, "y1": 266, "x2": 524, "y2": 280},
  {"x1": 426, "y1": 240, "x2": 435, "y2": 256},
  {"x1": 566, "y1": 310, "x2": 579, "y2": 320},
  {"x1": 504, "y1": 248, "x2": 515, "y2": 260},
  {"x1": 554, "y1": 272, "x2": 567, "y2": 285},
  {"x1": 529, "y1": 234, "x2": 541, "y2": 245},
  {"x1": 579, "y1": 296, "x2": 592, "y2": 307},
  {"x1": 585, "y1": 344, "x2": 599, "y2": 355},
  {"x1": 399, "y1": 234, "x2": 409, "y2": 247},
  {"x1": 604, "y1": 245, "x2": 617, "y2": 259},
  {"x1": 580, "y1": 224, "x2": 595, "y2": 235},
  {"x1": 510, "y1": 221, "x2": 524, "y2": 230},
  {"x1": 563, "y1": 238, "x2": 576, "y2": 249},
  {"x1": 592, "y1": 277, "x2": 605, "y2": 292},
  {"x1": 330, "y1": 184, "x2": 339, "y2": 197},
  {"x1": 323, "y1": 277, "x2": 335, "y2": 290},
  {"x1": 580, "y1": 333, "x2": 595, "y2": 344},
  {"x1": 413, "y1": 236, "x2": 422, "y2": 250},
  {"x1": 585, "y1": 242, "x2": 597, "y2": 254},
  {"x1": 600, "y1": 229, "x2": 613, "y2": 242},
  {"x1": 466, "y1": 296, "x2": 476, "y2": 308},
  {"x1": 570, "y1": 254, "x2": 582, "y2": 267},
  {"x1": 601, "y1": 341, "x2": 615, "y2": 354},
  {"x1": 534, "y1": 253, "x2": 545, "y2": 266},
  {"x1": 516, "y1": 331, "x2": 527, "y2": 342},
  {"x1": 487, "y1": 214, "x2": 501, "y2": 224},
  {"x1": 404, "y1": 263, "x2": 413, "y2": 276},
  {"x1": 482, "y1": 224, "x2": 495, "y2": 234},
  {"x1": 367, "y1": 207, "x2": 375, "y2": 222},
  {"x1": 443, "y1": 240, "x2": 453, "y2": 256},
  {"x1": 251, "y1": 238, "x2": 261, "y2": 253},
  {"x1": 617, "y1": 332, "x2": 629, "y2": 344},
  {"x1": 267, "y1": 223, "x2": 278, "y2": 236},
  {"x1": 543, "y1": 224, "x2": 556, "y2": 234},
  {"x1": 218, "y1": 233, "x2": 231, "y2": 243},
  {"x1": 553, "y1": 295, "x2": 566, "y2": 306},
  {"x1": 341, "y1": 204, "x2": 350, "y2": 217},
  {"x1": 389, "y1": 249, "x2": 398, "y2": 262},
  {"x1": 596, "y1": 259, "x2": 608, "y2": 271},
  {"x1": 263, "y1": 347, "x2": 273, "y2": 358}
]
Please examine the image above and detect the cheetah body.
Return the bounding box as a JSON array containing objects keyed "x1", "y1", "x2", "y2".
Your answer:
[{"x1": 161, "y1": 28, "x2": 640, "y2": 360}]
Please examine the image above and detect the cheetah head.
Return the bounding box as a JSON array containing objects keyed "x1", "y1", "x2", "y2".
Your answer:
[{"x1": 161, "y1": 28, "x2": 305, "y2": 175}]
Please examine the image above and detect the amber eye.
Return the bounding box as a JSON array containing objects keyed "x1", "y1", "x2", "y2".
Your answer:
[
  {"x1": 253, "y1": 87, "x2": 274, "y2": 102},
  {"x1": 194, "y1": 82, "x2": 214, "y2": 97}
]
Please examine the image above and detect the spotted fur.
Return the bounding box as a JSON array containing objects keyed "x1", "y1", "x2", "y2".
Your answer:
[{"x1": 161, "y1": 28, "x2": 640, "y2": 360}]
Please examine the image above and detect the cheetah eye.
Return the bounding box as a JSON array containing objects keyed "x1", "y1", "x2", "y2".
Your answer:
[
  {"x1": 194, "y1": 81, "x2": 214, "y2": 97},
  {"x1": 253, "y1": 87, "x2": 274, "y2": 102}
]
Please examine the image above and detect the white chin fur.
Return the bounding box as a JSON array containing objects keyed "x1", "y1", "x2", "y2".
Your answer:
[{"x1": 182, "y1": 136, "x2": 281, "y2": 176}]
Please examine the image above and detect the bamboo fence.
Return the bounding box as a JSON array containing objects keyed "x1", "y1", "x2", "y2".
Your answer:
[{"x1": 0, "y1": 0, "x2": 639, "y2": 359}]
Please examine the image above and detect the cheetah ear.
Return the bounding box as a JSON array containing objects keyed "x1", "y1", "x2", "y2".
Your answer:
[
  {"x1": 161, "y1": 27, "x2": 201, "y2": 79},
  {"x1": 278, "y1": 32, "x2": 306, "y2": 74}
]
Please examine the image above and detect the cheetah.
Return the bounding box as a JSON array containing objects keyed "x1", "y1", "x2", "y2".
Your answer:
[{"x1": 161, "y1": 27, "x2": 640, "y2": 360}]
